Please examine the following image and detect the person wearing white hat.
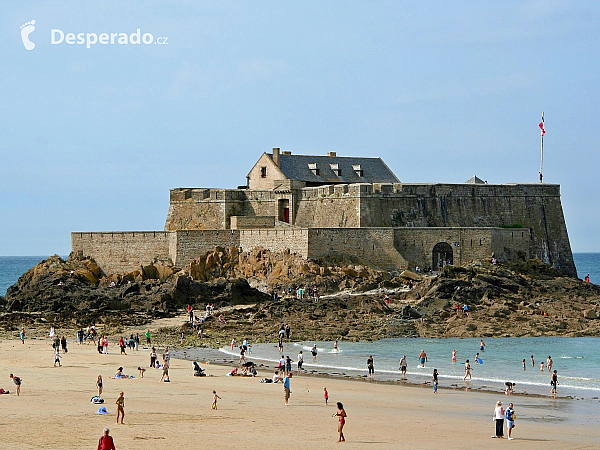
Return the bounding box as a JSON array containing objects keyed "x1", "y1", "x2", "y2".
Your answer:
[{"x1": 492, "y1": 401, "x2": 505, "y2": 438}]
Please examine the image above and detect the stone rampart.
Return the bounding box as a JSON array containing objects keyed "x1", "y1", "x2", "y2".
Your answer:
[
  {"x1": 71, "y1": 231, "x2": 171, "y2": 274},
  {"x1": 171, "y1": 230, "x2": 240, "y2": 267},
  {"x1": 239, "y1": 228, "x2": 309, "y2": 258}
]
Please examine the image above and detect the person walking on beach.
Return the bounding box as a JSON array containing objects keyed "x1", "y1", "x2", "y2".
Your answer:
[
  {"x1": 145, "y1": 330, "x2": 151, "y2": 346},
  {"x1": 61, "y1": 335, "x2": 68, "y2": 353},
  {"x1": 187, "y1": 304, "x2": 193, "y2": 322},
  {"x1": 285, "y1": 323, "x2": 291, "y2": 339},
  {"x1": 212, "y1": 390, "x2": 221, "y2": 409},
  {"x1": 332, "y1": 402, "x2": 347, "y2": 442},
  {"x1": 97, "y1": 375, "x2": 103, "y2": 396},
  {"x1": 278, "y1": 337, "x2": 284, "y2": 353},
  {"x1": 367, "y1": 355, "x2": 375, "y2": 379},
  {"x1": 297, "y1": 351, "x2": 304, "y2": 371},
  {"x1": 49, "y1": 326, "x2": 55, "y2": 339},
  {"x1": 399, "y1": 356, "x2": 407, "y2": 379},
  {"x1": 97, "y1": 428, "x2": 116, "y2": 450},
  {"x1": 284, "y1": 372, "x2": 292, "y2": 406},
  {"x1": 119, "y1": 337, "x2": 126, "y2": 355},
  {"x1": 550, "y1": 370, "x2": 558, "y2": 395},
  {"x1": 160, "y1": 362, "x2": 170, "y2": 382},
  {"x1": 492, "y1": 400, "x2": 504, "y2": 438},
  {"x1": 10, "y1": 374, "x2": 21, "y2": 396},
  {"x1": 505, "y1": 402, "x2": 516, "y2": 440},
  {"x1": 324, "y1": 387, "x2": 329, "y2": 405},
  {"x1": 547, "y1": 356, "x2": 553, "y2": 372},
  {"x1": 102, "y1": 336, "x2": 108, "y2": 354},
  {"x1": 419, "y1": 350, "x2": 427, "y2": 367},
  {"x1": 19, "y1": 327, "x2": 25, "y2": 344},
  {"x1": 464, "y1": 360, "x2": 472, "y2": 381},
  {"x1": 115, "y1": 392, "x2": 125, "y2": 424},
  {"x1": 433, "y1": 369, "x2": 439, "y2": 393},
  {"x1": 311, "y1": 344, "x2": 318, "y2": 362},
  {"x1": 150, "y1": 347, "x2": 157, "y2": 368},
  {"x1": 285, "y1": 356, "x2": 293, "y2": 375},
  {"x1": 54, "y1": 349, "x2": 61, "y2": 367}
]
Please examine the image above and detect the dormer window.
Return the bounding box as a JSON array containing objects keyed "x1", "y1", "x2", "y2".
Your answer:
[
  {"x1": 308, "y1": 163, "x2": 320, "y2": 176},
  {"x1": 260, "y1": 167, "x2": 267, "y2": 178},
  {"x1": 353, "y1": 164, "x2": 364, "y2": 177},
  {"x1": 330, "y1": 163, "x2": 342, "y2": 176}
]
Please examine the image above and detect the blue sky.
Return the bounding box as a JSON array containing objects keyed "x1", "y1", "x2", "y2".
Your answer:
[{"x1": 1, "y1": 1, "x2": 598, "y2": 255}]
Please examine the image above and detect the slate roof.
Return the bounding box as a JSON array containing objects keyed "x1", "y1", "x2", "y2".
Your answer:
[
  {"x1": 269, "y1": 154, "x2": 399, "y2": 184},
  {"x1": 465, "y1": 175, "x2": 486, "y2": 184}
]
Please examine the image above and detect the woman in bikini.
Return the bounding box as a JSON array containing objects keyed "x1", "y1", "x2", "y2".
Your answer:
[
  {"x1": 332, "y1": 402, "x2": 347, "y2": 442},
  {"x1": 116, "y1": 391, "x2": 125, "y2": 424},
  {"x1": 96, "y1": 375, "x2": 103, "y2": 396}
]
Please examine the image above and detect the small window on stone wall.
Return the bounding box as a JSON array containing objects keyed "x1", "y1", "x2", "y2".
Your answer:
[{"x1": 260, "y1": 167, "x2": 267, "y2": 178}]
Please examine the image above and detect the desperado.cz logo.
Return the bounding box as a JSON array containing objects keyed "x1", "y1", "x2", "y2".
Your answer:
[{"x1": 20, "y1": 20, "x2": 168, "y2": 50}]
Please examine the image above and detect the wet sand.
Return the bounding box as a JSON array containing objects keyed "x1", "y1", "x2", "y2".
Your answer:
[{"x1": 0, "y1": 337, "x2": 598, "y2": 449}]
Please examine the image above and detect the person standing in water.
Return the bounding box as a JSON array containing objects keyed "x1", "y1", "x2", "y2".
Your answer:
[
  {"x1": 333, "y1": 340, "x2": 338, "y2": 351},
  {"x1": 480, "y1": 339, "x2": 485, "y2": 351},
  {"x1": 547, "y1": 356, "x2": 553, "y2": 372},
  {"x1": 419, "y1": 350, "x2": 427, "y2": 367},
  {"x1": 332, "y1": 402, "x2": 347, "y2": 443},
  {"x1": 311, "y1": 344, "x2": 318, "y2": 362},
  {"x1": 367, "y1": 355, "x2": 374, "y2": 379},
  {"x1": 464, "y1": 360, "x2": 472, "y2": 381},
  {"x1": 452, "y1": 350, "x2": 457, "y2": 363},
  {"x1": 550, "y1": 370, "x2": 558, "y2": 395},
  {"x1": 399, "y1": 356, "x2": 407, "y2": 380},
  {"x1": 522, "y1": 359, "x2": 526, "y2": 371},
  {"x1": 530, "y1": 355, "x2": 535, "y2": 367}
]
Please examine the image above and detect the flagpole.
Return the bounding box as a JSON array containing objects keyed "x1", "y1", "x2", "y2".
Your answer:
[{"x1": 540, "y1": 112, "x2": 544, "y2": 183}]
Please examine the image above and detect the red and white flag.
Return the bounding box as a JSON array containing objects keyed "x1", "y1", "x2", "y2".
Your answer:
[{"x1": 539, "y1": 116, "x2": 545, "y2": 136}]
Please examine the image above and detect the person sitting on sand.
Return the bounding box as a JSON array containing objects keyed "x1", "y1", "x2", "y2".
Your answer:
[
  {"x1": 113, "y1": 367, "x2": 130, "y2": 379},
  {"x1": 505, "y1": 382, "x2": 515, "y2": 395},
  {"x1": 218, "y1": 314, "x2": 227, "y2": 324},
  {"x1": 272, "y1": 370, "x2": 282, "y2": 383}
]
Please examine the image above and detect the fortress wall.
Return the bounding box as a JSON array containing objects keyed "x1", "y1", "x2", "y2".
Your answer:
[
  {"x1": 393, "y1": 227, "x2": 530, "y2": 270},
  {"x1": 294, "y1": 184, "x2": 361, "y2": 228},
  {"x1": 360, "y1": 184, "x2": 575, "y2": 275},
  {"x1": 71, "y1": 231, "x2": 171, "y2": 274},
  {"x1": 165, "y1": 188, "x2": 247, "y2": 230},
  {"x1": 307, "y1": 228, "x2": 405, "y2": 270},
  {"x1": 239, "y1": 228, "x2": 309, "y2": 258},
  {"x1": 230, "y1": 216, "x2": 275, "y2": 229},
  {"x1": 172, "y1": 230, "x2": 240, "y2": 267}
]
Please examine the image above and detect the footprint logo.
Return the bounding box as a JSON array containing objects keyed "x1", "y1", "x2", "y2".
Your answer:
[{"x1": 20, "y1": 20, "x2": 36, "y2": 50}]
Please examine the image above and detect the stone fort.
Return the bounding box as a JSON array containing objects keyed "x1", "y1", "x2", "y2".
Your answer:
[{"x1": 72, "y1": 148, "x2": 576, "y2": 277}]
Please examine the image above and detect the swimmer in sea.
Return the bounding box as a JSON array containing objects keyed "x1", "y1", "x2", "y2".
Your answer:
[
  {"x1": 452, "y1": 349, "x2": 457, "y2": 363},
  {"x1": 334, "y1": 340, "x2": 338, "y2": 351},
  {"x1": 539, "y1": 362, "x2": 544, "y2": 372},
  {"x1": 399, "y1": 356, "x2": 407, "y2": 380},
  {"x1": 419, "y1": 350, "x2": 427, "y2": 367},
  {"x1": 464, "y1": 360, "x2": 472, "y2": 381},
  {"x1": 480, "y1": 339, "x2": 485, "y2": 351},
  {"x1": 522, "y1": 359, "x2": 526, "y2": 371},
  {"x1": 547, "y1": 356, "x2": 553, "y2": 372},
  {"x1": 531, "y1": 355, "x2": 535, "y2": 367},
  {"x1": 475, "y1": 352, "x2": 480, "y2": 364}
]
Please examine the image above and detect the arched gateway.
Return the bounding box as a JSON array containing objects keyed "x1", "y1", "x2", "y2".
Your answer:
[{"x1": 432, "y1": 242, "x2": 453, "y2": 269}]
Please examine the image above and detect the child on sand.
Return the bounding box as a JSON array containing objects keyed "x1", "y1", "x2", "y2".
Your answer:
[
  {"x1": 54, "y1": 350, "x2": 61, "y2": 367},
  {"x1": 433, "y1": 369, "x2": 439, "y2": 393},
  {"x1": 116, "y1": 392, "x2": 125, "y2": 424},
  {"x1": 332, "y1": 402, "x2": 347, "y2": 442},
  {"x1": 10, "y1": 374, "x2": 22, "y2": 396},
  {"x1": 97, "y1": 375, "x2": 103, "y2": 396},
  {"x1": 212, "y1": 390, "x2": 221, "y2": 409},
  {"x1": 137, "y1": 367, "x2": 146, "y2": 378},
  {"x1": 324, "y1": 387, "x2": 329, "y2": 405}
]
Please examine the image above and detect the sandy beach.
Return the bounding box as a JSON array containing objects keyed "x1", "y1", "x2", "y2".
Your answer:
[{"x1": 0, "y1": 332, "x2": 598, "y2": 449}]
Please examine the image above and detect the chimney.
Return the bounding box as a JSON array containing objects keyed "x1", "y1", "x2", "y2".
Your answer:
[
  {"x1": 327, "y1": 151, "x2": 337, "y2": 157},
  {"x1": 272, "y1": 147, "x2": 280, "y2": 167}
]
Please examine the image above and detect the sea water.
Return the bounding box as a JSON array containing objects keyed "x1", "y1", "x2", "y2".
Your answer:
[
  {"x1": 0, "y1": 256, "x2": 51, "y2": 296},
  {"x1": 215, "y1": 336, "x2": 600, "y2": 397}
]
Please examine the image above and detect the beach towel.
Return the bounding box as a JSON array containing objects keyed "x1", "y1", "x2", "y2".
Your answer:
[{"x1": 91, "y1": 396, "x2": 104, "y2": 404}]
